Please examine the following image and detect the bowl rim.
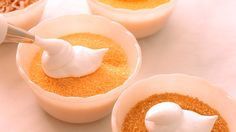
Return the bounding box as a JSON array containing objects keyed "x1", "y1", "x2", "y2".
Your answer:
[
  {"x1": 1, "y1": 0, "x2": 47, "y2": 17},
  {"x1": 16, "y1": 14, "x2": 142, "y2": 103},
  {"x1": 88, "y1": 0, "x2": 176, "y2": 14},
  {"x1": 111, "y1": 73, "x2": 236, "y2": 131}
]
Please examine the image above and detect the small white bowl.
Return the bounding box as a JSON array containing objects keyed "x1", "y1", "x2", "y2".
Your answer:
[
  {"x1": 16, "y1": 14, "x2": 141, "y2": 123},
  {"x1": 112, "y1": 74, "x2": 236, "y2": 132},
  {"x1": 2, "y1": 0, "x2": 47, "y2": 30},
  {"x1": 88, "y1": 0, "x2": 176, "y2": 39}
]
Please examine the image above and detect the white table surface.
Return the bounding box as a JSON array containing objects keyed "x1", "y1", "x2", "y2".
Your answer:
[{"x1": 1, "y1": 0, "x2": 236, "y2": 131}]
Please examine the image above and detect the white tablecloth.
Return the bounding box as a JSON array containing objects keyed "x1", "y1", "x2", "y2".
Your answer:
[{"x1": 1, "y1": 0, "x2": 236, "y2": 131}]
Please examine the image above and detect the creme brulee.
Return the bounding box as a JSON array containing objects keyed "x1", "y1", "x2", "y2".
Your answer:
[
  {"x1": 29, "y1": 33, "x2": 130, "y2": 97},
  {"x1": 98, "y1": 0, "x2": 170, "y2": 10}
]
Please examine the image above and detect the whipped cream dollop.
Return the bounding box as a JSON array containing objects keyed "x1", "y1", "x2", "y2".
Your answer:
[
  {"x1": 34, "y1": 36, "x2": 108, "y2": 78},
  {"x1": 145, "y1": 102, "x2": 218, "y2": 132}
]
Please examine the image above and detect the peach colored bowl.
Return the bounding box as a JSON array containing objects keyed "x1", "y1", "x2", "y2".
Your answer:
[
  {"x1": 1, "y1": 0, "x2": 47, "y2": 30},
  {"x1": 16, "y1": 14, "x2": 142, "y2": 123},
  {"x1": 112, "y1": 74, "x2": 236, "y2": 132},
  {"x1": 87, "y1": 0, "x2": 176, "y2": 39}
]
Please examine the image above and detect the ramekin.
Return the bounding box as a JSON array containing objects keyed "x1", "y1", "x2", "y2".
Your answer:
[
  {"x1": 112, "y1": 74, "x2": 236, "y2": 131},
  {"x1": 2, "y1": 0, "x2": 47, "y2": 30},
  {"x1": 88, "y1": 0, "x2": 176, "y2": 38},
  {"x1": 16, "y1": 14, "x2": 141, "y2": 123}
]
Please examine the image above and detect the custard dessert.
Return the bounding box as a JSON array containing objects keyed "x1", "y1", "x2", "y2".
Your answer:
[
  {"x1": 98, "y1": 0, "x2": 170, "y2": 10},
  {"x1": 29, "y1": 33, "x2": 130, "y2": 97},
  {"x1": 122, "y1": 93, "x2": 229, "y2": 132},
  {"x1": 0, "y1": 0, "x2": 38, "y2": 13}
]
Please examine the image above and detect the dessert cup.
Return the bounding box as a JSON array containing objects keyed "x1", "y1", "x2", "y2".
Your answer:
[
  {"x1": 88, "y1": 0, "x2": 176, "y2": 39},
  {"x1": 16, "y1": 14, "x2": 141, "y2": 123},
  {"x1": 112, "y1": 74, "x2": 236, "y2": 131},
  {"x1": 2, "y1": 0, "x2": 47, "y2": 30}
]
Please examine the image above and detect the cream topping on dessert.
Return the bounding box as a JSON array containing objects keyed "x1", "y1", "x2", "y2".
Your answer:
[
  {"x1": 145, "y1": 102, "x2": 218, "y2": 132},
  {"x1": 34, "y1": 36, "x2": 108, "y2": 78}
]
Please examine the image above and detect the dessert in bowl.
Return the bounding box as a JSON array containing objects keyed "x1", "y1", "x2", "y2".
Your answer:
[
  {"x1": 16, "y1": 14, "x2": 141, "y2": 123},
  {"x1": 1, "y1": 0, "x2": 47, "y2": 29},
  {"x1": 88, "y1": 0, "x2": 176, "y2": 38},
  {"x1": 112, "y1": 74, "x2": 236, "y2": 131}
]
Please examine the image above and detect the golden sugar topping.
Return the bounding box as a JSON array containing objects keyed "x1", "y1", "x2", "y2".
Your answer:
[
  {"x1": 98, "y1": 0, "x2": 170, "y2": 10},
  {"x1": 0, "y1": 0, "x2": 38, "y2": 13},
  {"x1": 29, "y1": 33, "x2": 130, "y2": 97},
  {"x1": 122, "y1": 93, "x2": 229, "y2": 132}
]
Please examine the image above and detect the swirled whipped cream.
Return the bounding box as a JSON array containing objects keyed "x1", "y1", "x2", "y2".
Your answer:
[
  {"x1": 34, "y1": 36, "x2": 108, "y2": 78},
  {"x1": 145, "y1": 102, "x2": 218, "y2": 132}
]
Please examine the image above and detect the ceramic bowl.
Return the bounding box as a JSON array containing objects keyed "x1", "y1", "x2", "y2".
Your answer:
[
  {"x1": 88, "y1": 0, "x2": 176, "y2": 38},
  {"x1": 2, "y1": 0, "x2": 47, "y2": 29},
  {"x1": 16, "y1": 14, "x2": 141, "y2": 123},
  {"x1": 112, "y1": 74, "x2": 236, "y2": 131}
]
